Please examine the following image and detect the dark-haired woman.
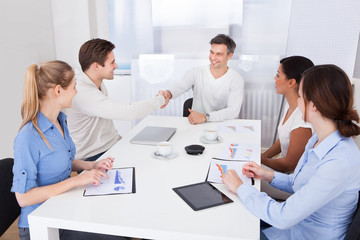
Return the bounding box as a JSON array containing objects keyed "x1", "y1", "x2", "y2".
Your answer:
[{"x1": 262, "y1": 56, "x2": 314, "y2": 173}]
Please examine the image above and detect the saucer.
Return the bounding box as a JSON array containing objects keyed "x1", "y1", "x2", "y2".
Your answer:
[
  {"x1": 200, "y1": 135, "x2": 223, "y2": 144},
  {"x1": 152, "y1": 151, "x2": 178, "y2": 160}
]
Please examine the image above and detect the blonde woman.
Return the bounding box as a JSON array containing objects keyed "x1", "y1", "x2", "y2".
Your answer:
[{"x1": 11, "y1": 61, "x2": 124, "y2": 240}]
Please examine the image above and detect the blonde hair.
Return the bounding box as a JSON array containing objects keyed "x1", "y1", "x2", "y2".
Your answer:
[{"x1": 19, "y1": 60, "x2": 75, "y2": 147}]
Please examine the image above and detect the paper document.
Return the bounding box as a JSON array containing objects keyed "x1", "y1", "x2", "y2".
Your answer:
[
  {"x1": 218, "y1": 142, "x2": 259, "y2": 162},
  {"x1": 218, "y1": 122, "x2": 260, "y2": 134},
  {"x1": 206, "y1": 158, "x2": 252, "y2": 185},
  {"x1": 83, "y1": 168, "x2": 135, "y2": 196}
]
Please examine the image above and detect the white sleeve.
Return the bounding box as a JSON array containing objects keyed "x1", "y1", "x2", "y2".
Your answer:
[
  {"x1": 290, "y1": 108, "x2": 313, "y2": 132},
  {"x1": 73, "y1": 84, "x2": 165, "y2": 120},
  {"x1": 208, "y1": 74, "x2": 244, "y2": 121},
  {"x1": 168, "y1": 69, "x2": 196, "y2": 99}
]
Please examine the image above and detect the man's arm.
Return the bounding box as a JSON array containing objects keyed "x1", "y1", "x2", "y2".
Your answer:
[
  {"x1": 74, "y1": 84, "x2": 165, "y2": 120},
  {"x1": 159, "y1": 68, "x2": 197, "y2": 109},
  {"x1": 167, "y1": 68, "x2": 197, "y2": 99}
]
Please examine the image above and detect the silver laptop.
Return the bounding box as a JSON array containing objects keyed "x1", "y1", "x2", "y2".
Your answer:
[{"x1": 130, "y1": 126, "x2": 177, "y2": 145}]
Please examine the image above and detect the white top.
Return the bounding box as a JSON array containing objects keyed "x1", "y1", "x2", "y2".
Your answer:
[
  {"x1": 65, "y1": 72, "x2": 165, "y2": 159},
  {"x1": 168, "y1": 65, "x2": 244, "y2": 121},
  {"x1": 278, "y1": 105, "x2": 312, "y2": 157}
]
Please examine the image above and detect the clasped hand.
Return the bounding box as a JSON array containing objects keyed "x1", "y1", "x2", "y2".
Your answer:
[{"x1": 156, "y1": 90, "x2": 171, "y2": 109}]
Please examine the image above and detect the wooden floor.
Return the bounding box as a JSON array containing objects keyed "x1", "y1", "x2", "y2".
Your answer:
[{"x1": 1, "y1": 217, "x2": 20, "y2": 240}]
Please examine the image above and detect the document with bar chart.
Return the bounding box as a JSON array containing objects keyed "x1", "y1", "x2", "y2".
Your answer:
[
  {"x1": 206, "y1": 158, "x2": 252, "y2": 185},
  {"x1": 84, "y1": 168, "x2": 136, "y2": 196},
  {"x1": 218, "y1": 142, "x2": 259, "y2": 162}
]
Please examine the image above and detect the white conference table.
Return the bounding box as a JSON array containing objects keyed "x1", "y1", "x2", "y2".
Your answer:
[{"x1": 29, "y1": 116, "x2": 261, "y2": 240}]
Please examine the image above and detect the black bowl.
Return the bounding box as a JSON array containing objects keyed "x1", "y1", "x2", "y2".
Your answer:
[{"x1": 185, "y1": 144, "x2": 205, "y2": 155}]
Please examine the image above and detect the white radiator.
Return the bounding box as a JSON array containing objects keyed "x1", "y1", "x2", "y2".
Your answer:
[{"x1": 239, "y1": 89, "x2": 283, "y2": 147}]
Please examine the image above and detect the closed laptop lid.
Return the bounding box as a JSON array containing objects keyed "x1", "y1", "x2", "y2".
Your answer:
[{"x1": 130, "y1": 126, "x2": 177, "y2": 145}]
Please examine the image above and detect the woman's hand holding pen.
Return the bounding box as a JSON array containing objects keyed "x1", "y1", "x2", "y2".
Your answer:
[{"x1": 242, "y1": 161, "x2": 274, "y2": 183}]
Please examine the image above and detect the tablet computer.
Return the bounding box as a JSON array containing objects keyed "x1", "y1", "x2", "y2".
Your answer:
[
  {"x1": 173, "y1": 182, "x2": 233, "y2": 211},
  {"x1": 130, "y1": 126, "x2": 176, "y2": 145}
]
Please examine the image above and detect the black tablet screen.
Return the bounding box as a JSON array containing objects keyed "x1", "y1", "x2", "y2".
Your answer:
[{"x1": 173, "y1": 182, "x2": 233, "y2": 211}]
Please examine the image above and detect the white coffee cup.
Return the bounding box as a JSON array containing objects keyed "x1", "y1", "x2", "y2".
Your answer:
[
  {"x1": 157, "y1": 142, "x2": 173, "y2": 156},
  {"x1": 203, "y1": 128, "x2": 218, "y2": 141}
]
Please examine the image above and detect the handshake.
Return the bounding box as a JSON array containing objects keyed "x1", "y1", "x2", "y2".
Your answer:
[
  {"x1": 155, "y1": 90, "x2": 207, "y2": 125},
  {"x1": 156, "y1": 90, "x2": 172, "y2": 109}
]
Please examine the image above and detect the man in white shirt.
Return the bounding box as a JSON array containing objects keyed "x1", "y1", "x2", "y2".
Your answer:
[
  {"x1": 66, "y1": 38, "x2": 165, "y2": 161},
  {"x1": 162, "y1": 34, "x2": 244, "y2": 124}
]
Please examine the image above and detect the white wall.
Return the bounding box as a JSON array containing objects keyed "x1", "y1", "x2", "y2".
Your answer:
[
  {"x1": 285, "y1": 0, "x2": 360, "y2": 80},
  {"x1": 51, "y1": 0, "x2": 109, "y2": 69},
  {"x1": 0, "y1": 0, "x2": 56, "y2": 159},
  {"x1": 0, "y1": 0, "x2": 111, "y2": 159}
]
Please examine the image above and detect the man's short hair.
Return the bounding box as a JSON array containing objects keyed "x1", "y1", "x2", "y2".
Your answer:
[
  {"x1": 79, "y1": 38, "x2": 115, "y2": 72},
  {"x1": 210, "y1": 34, "x2": 236, "y2": 55}
]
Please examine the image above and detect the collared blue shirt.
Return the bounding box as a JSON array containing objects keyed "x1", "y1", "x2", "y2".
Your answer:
[
  {"x1": 237, "y1": 130, "x2": 360, "y2": 240},
  {"x1": 12, "y1": 111, "x2": 75, "y2": 228}
]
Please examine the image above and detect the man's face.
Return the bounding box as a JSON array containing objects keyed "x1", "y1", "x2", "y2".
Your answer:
[
  {"x1": 208, "y1": 44, "x2": 233, "y2": 70},
  {"x1": 98, "y1": 51, "x2": 118, "y2": 80}
]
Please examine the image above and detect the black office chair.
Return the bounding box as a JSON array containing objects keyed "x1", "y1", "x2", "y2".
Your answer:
[
  {"x1": 0, "y1": 158, "x2": 21, "y2": 237},
  {"x1": 344, "y1": 191, "x2": 360, "y2": 240},
  {"x1": 183, "y1": 98, "x2": 193, "y2": 117}
]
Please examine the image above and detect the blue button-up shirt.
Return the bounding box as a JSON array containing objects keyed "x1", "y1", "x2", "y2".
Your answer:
[
  {"x1": 237, "y1": 130, "x2": 360, "y2": 240},
  {"x1": 12, "y1": 111, "x2": 75, "y2": 228}
]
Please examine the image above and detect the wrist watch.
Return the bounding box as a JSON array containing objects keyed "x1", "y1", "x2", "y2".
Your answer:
[{"x1": 205, "y1": 113, "x2": 210, "y2": 122}]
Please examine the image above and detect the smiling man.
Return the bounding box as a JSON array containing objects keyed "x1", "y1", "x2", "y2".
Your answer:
[
  {"x1": 162, "y1": 34, "x2": 244, "y2": 124},
  {"x1": 66, "y1": 38, "x2": 165, "y2": 161}
]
